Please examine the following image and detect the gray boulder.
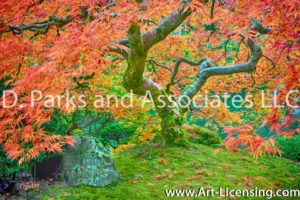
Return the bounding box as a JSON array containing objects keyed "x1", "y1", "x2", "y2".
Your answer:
[{"x1": 60, "y1": 136, "x2": 119, "y2": 187}]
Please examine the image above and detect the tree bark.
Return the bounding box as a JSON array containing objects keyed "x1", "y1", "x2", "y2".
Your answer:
[
  {"x1": 123, "y1": 23, "x2": 185, "y2": 144},
  {"x1": 121, "y1": 4, "x2": 262, "y2": 145}
]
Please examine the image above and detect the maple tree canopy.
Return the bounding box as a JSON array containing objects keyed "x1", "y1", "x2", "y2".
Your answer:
[{"x1": 0, "y1": 0, "x2": 299, "y2": 164}]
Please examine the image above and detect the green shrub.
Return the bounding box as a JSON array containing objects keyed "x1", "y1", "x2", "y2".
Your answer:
[
  {"x1": 275, "y1": 134, "x2": 300, "y2": 161},
  {"x1": 71, "y1": 129, "x2": 85, "y2": 136},
  {"x1": 185, "y1": 125, "x2": 222, "y2": 146},
  {"x1": 0, "y1": 146, "x2": 57, "y2": 176},
  {"x1": 96, "y1": 121, "x2": 137, "y2": 148}
]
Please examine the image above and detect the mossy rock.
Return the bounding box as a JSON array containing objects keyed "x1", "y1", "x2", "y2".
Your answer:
[
  {"x1": 185, "y1": 125, "x2": 222, "y2": 146},
  {"x1": 60, "y1": 136, "x2": 119, "y2": 187}
]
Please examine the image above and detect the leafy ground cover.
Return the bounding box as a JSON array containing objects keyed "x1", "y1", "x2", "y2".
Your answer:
[{"x1": 40, "y1": 143, "x2": 299, "y2": 200}]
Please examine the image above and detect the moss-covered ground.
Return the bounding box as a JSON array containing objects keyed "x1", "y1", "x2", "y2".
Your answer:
[{"x1": 41, "y1": 143, "x2": 299, "y2": 200}]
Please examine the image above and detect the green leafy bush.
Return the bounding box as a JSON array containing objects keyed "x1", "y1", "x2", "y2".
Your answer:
[
  {"x1": 0, "y1": 149, "x2": 44, "y2": 177},
  {"x1": 96, "y1": 121, "x2": 138, "y2": 148},
  {"x1": 275, "y1": 134, "x2": 300, "y2": 161},
  {"x1": 185, "y1": 125, "x2": 222, "y2": 146},
  {"x1": 42, "y1": 109, "x2": 70, "y2": 136},
  {"x1": 71, "y1": 129, "x2": 85, "y2": 136}
]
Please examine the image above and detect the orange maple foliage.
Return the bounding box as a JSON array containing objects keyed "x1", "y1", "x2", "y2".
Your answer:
[{"x1": 0, "y1": 0, "x2": 299, "y2": 163}]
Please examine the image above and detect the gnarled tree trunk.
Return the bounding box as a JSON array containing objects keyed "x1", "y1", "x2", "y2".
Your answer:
[{"x1": 119, "y1": 3, "x2": 262, "y2": 144}]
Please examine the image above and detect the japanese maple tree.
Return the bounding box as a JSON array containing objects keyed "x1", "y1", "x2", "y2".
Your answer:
[{"x1": 0, "y1": 0, "x2": 299, "y2": 163}]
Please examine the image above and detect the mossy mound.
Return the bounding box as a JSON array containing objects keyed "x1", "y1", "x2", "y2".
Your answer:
[
  {"x1": 41, "y1": 143, "x2": 299, "y2": 200},
  {"x1": 185, "y1": 125, "x2": 222, "y2": 145}
]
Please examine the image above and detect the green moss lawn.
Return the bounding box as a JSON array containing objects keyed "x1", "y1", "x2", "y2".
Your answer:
[{"x1": 40, "y1": 143, "x2": 299, "y2": 200}]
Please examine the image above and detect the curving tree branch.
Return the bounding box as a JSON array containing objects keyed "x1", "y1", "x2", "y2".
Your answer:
[
  {"x1": 166, "y1": 57, "x2": 206, "y2": 92},
  {"x1": 4, "y1": 0, "x2": 117, "y2": 36},
  {"x1": 117, "y1": 3, "x2": 192, "y2": 50},
  {"x1": 181, "y1": 38, "x2": 262, "y2": 110},
  {"x1": 5, "y1": 15, "x2": 73, "y2": 35},
  {"x1": 250, "y1": 22, "x2": 272, "y2": 34},
  {"x1": 95, "y1": 0, "x2": 116, "y2": 18},
  {"x1": 146, "y1": 59, "x2": 173, "y2": 73},
  {"x1": 107, "y1": 43, "x2": 129, "y2": 58}
]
